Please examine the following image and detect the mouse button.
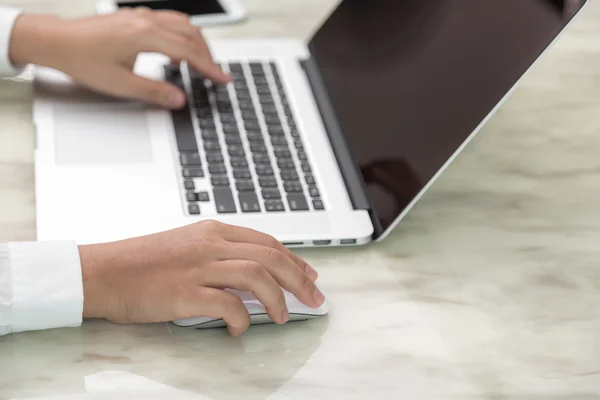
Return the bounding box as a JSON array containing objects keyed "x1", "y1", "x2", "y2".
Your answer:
[
  {"x1": 245, "y1": 302, "x2": 267, "y2": 315},
  {"x1": 226, "y1": 288, "x2": 256, "y2": 302}
]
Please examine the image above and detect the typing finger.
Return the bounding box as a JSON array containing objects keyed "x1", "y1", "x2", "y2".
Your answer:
[
  {"x1": 142, "y1": 25, "x2": 230, "y2": 83},
  {"x1": 198, "y1": 260, "x2": 288, "y2": 324},
  {"x1": 107, "y1": 66, "x2": 186, "y2": 108}
]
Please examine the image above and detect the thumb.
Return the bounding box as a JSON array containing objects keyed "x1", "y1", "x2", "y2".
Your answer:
[{"x1": 109, "y1": 67, "x2": 187, "y2": 109}]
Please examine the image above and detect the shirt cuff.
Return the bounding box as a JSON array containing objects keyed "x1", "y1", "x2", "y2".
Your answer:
[
  {"x1": 0, "y1": 5, "x2": 25, "y2": 77},
  {"x1": 9, "y1": 242, "x2": 83, "y2": 333}
]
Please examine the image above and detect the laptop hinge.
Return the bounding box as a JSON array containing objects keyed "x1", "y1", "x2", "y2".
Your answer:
[{"x1": 299, "y1": 57, "x2": 384, "y2": 237}]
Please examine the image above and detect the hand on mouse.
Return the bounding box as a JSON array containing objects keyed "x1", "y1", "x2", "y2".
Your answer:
[
  {"x1": 78, "y1": 220, "x2": 323, "y2": 336},
  {"x1": 8, "y1": 8, "x2": 230, "y2": 109}
]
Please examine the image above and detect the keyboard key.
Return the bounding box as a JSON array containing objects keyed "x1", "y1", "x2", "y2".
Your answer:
[
  {"x1": 264, "y1": 114, "x2": 280, "y2": 124},
  {"x1": 184, "y1": 180, "x2": 195, "y2": 190},
  {"x1": 233, "y1": 169, "x2": 252, "y2": 180},
  {"x1": 228, "y1": 146, "x2": 246, "y2": 157},
  {"x1": 229, "y1": 63, "x2": 244, "y2": 73},
  {"x1": 281, "y1": 170, "x2": 299, "y2": 181},
  {"x1": 309, "y1": 186, "x2": 320, "y2": 197},
  {"x1": 256, "y1": 85, "x2": 271, "y2": 95},
  {"x1": 287, "y1": 194, "x2": 309, "y2": 211},
  {"x1": 255, "y1": 165, "x2": 274, "y2": 176},
  {"x1": 262, "y1": 105, "x2": 278, "y2": 114},
  {"x1": 230, "y1": 157, "x2": 249, "y2": 168},
  {"x1": 199, "y1": 118, "x2": 216, "y2": 129},
  {"x1": 298, "y1": 151, "x2": 308, "y2": 161},
  {"x1": 206, "y1": 153, "x2": 224, "y2": 164},
  {"x1": 196, "y1": 108, "x2": 212, "y2": 118},
  {"x1": 238, "y1": 100, "x2": 255, "y2": 110},
  {"x1": 214, "y1": 187, "x2": 237, "y2": 213},
  {"x1": 253, "y1": 154, "x2": 271, "y2": 165},
  {"x1": 259, "y1": 177, "x2": 278, "y2": 188},
  {"x1": 180, "y1": 152, "x2": 202, "y2": 166},
  {"x1": 239, "y1": 192, "x2": 261, "y2": 213},
  {"x1": 253, "y1": 76, "x2": 268, "y2": 85},
  {"x1": 294, "y1": 140, "x2": 304, "y2": 150},
  {"x1": 301, "y1": 163, "x2": 311, "y2": 173},
  {"x1": 313, "y1": 199, "x2": 325, "y2": 210},
  {"x1": 278, "y1": 160, "x2": 295, "y2": 170},
  {"x1": 209, "y1": 164, "x2": 227, "y2": 174},
  {"x1": 274, "y1": 149, "x2": 292, "y2": 159},
  {"x1": 188, "y1": 203, "x2": 201, "y2": 215},
  {"x1": 204, "y1": 141, "x2": 221, "y2": 151},
  {"x1": 284, "y1": 182, "x2": 303, "y2": 193},
  {"x1": 271, "y1": 136, "x2": 287, "y2": 146},
  {"x1": 211, "y1": 175, "x2": 230, "y2": 187},
  {"x1": 215, "y1": 93, "x2": 230, "y2": 103},
  {"x1": 172, "y1": 107, "x2": 198, "y2": 152},
  {"x1": 218, "y1": 103, "x2": 233, "y2": 113},
  {"x1": 244, "y1": 120, "x2": 261, "y2": 130},
  {"x1": 186, "y1": 192, "x2": 198, "y2": 202},
  {"x1": 262, "y1": 188, "x2": 281, "y2": 199},
  {"x1": 290, "y1": 127, "x2": 301, "y2": 138},
  {"x1": 250, "y1": 62, "x2": 264, "y2": 74},
  {"x1": 269, "y1": 126, "x2": 285, "y2": 136},
  {"x1": 250, "y1": 143, "x2": 268, "y2": 153},
  {"x1": 197, "y1": 191, "x2": 210, "y2": 202},
  {"x1": 259, "y1": 96, "x2": 275, "y2": 105},
  {"x1": 225, "y1": 135, "x2": 242, "y2": 145},
  {"x1": 265, "y1": 200, "x2": 285, "y2": 212},
  {"x1": 247, "y1": 134, "x2": 264, "y2": 144},
  {"x1": 201, "y1": 129, "x2": 218, "y2": 140},
  {"x1": 236, "y1": 180, "x2": 255, "y2": 192},
  {"x1": 236, "y1": 89, "x2": 252, "y2": 99},
  {"x1": 182, "y1": 168, "x2": 204, "y2": 178},
  {"x1": 221, "y1": 123, "x2": 238, "y2": 134}
]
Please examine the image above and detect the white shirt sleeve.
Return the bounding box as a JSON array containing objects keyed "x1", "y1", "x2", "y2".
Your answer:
[
  {"x1": 0, "y1": 5, "x2": 24, "y2": 77},
  {"x1": 0, "y1": 242, "x2": 84, "y2": 336}
]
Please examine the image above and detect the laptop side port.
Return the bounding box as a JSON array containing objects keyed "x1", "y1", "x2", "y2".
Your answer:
[
  {"x1": 283, "y1": 242, "x2": 305, "y2": 246},
  {"x1": 313, "y1": 240, "x2": 332, "y2": 246},
  {"x1": 340, "y1": 239, "x2": 357, "y2": 245}
]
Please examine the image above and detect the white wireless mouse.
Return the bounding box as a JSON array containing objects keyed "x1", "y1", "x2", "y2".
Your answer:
[{"x1": 172, "y1": 283, "x2": 329, "y2": 329}]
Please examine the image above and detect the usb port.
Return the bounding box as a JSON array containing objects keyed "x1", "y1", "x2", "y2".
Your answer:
[
  {"x1": 340, "y1": 239, "x2": 357, "y2": 245},
  {"x1": 313, "y1": 240, "x2": 332, "y2": 246},
  {"x1": 283, "y1": 242, "x2": 304, "y2": 246}
]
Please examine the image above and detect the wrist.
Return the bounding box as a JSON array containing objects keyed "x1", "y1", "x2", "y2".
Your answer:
[
  {"x1": 9, "y1": 14, "x2": 67, "y2": 68},
  {"x1": 78, "y1": 244, "x2": 106, "y2": 319}
]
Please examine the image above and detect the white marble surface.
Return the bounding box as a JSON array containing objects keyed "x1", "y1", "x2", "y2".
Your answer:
[{"x1": 2, "y1": 0, "x2": 600, "y2": 399}]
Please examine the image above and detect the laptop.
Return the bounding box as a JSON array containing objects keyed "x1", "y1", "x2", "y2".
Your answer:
[{"x1": 32, "y1": 0, "x2": 589, "y2": 246}]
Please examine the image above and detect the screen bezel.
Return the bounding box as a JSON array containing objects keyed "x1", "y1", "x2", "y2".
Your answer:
[{"x1": 305, "y1": 0, "x2": 590, "y2": 242}]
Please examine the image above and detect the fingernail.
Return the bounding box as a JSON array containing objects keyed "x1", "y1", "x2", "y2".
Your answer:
[
  {"x1": 282, "y1": 307, "x2": 289, "y2": 323},
  {"x1": 313, "y1": 288, "x2": 325, "y2": 306},
  {"x1": 167, "y1": 91, "x2": 185, "y2": 108}
]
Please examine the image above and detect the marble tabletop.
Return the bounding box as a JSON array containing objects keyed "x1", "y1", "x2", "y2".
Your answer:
[{"x1": 2, "y1": 0, "x2": 600, "y2": 399}]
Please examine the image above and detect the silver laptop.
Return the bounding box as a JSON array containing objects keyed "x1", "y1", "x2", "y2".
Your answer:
[{"x1": 32, "y1": 0, "x2": 588, "y2": 246}]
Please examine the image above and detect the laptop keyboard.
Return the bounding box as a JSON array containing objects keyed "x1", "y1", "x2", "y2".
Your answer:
[{"x1": 166, "y1": 61, "x2": 325, "y2": 216}]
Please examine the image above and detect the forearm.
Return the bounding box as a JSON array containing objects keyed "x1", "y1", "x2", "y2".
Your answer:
[{"x1": 8, "y1": 13, "x2": 67, "y2": 69}]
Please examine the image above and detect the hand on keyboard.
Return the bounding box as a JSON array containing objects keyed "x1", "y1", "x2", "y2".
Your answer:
[
  {"x1": 78, "y1": 220, "x2": 323, "y2": 336},
  {"x1": 9, "y1": 8, "x2": 231, "y2": 108}
]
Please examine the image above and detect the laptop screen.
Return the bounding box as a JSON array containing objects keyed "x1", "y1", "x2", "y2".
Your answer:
[{"x1": 308, "y1": 0, "x2": 586, "y2": 235}]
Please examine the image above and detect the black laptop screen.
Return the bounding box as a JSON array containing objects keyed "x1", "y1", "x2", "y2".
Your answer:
[{"x1": 308, "y1": 0, "x2": 586, "y2": 234}]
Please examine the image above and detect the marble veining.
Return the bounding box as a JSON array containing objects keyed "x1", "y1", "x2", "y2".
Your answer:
[{"x1": 3, "y1": 0, "x2": 600, "y2": 399}]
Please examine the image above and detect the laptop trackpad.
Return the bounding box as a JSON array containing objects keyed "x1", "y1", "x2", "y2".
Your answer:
[{"x1": 53, "y1": 102, "x2": 153, "y2": 165}]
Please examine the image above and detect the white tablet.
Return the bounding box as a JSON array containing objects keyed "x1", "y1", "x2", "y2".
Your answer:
[{"x1": 96, "y1": 0, "x2": 247, "y2": 26}]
